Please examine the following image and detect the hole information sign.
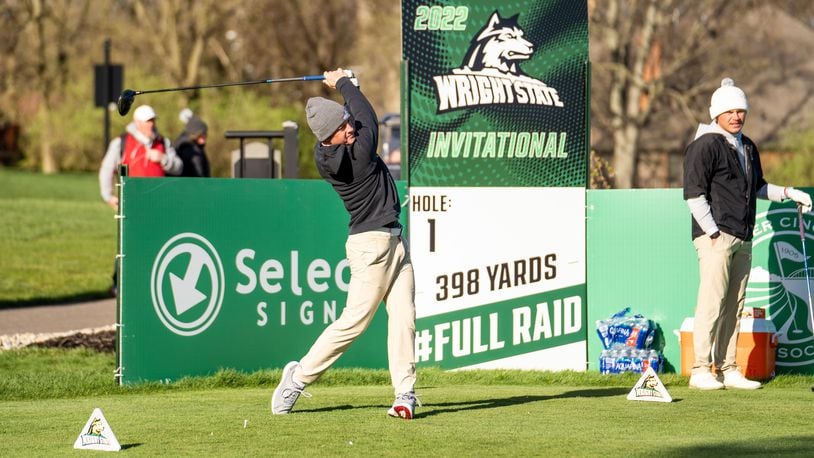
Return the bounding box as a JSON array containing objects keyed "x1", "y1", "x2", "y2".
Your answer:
[{"x1": 403, "y1": 0, "x2": 589, "y2": 370}]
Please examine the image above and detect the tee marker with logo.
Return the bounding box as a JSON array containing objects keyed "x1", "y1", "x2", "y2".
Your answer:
[
  {"x1": 627, "y1": 367, "x2": 672, "y2": 403},
  {"x1": 73, "y1": 408, "x2": 121, "y2": 452}
]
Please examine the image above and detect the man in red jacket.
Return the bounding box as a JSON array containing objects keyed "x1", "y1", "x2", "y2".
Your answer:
[
  {"x1": 98, "y1": 104, "x2": 182, "y2": 295},
  {"x1": 99, "y1": 104, "x2": 182, "y2": 211}
]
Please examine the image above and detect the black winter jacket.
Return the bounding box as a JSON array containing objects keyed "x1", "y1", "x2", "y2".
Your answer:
[
  {"x1": 173, "y1": 136, "x2": 210, "y2": 177},
  {"x1": 683, "y1": 132, "x2": 767, "y2": 241},
  {"x1": 313, "y1": 78, "x2": 400, "y2": 234}
]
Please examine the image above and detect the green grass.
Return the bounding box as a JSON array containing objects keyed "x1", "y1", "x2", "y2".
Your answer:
[
  {"x1": 2, "y1": 348, "x2": 814, "y2": 456},
  {"x1": 3, "y1": 168, "x2": 814, "y2": 455},
  {"x1": 0, "y1": 168, "x2": 116, "y2": 306}
]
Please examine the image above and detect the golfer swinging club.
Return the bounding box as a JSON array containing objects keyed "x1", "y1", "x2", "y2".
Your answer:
[{"x1": 272, "y1": 68, "x2": 418, "y2": 419}]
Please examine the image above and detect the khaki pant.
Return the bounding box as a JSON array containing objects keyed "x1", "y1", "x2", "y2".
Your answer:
[
  {"x1": 296, "y1": 228, "x2": 417, "y2": 395},
  {"x1": 692, "y1": 232, "x2": 752, "y2": 375}
]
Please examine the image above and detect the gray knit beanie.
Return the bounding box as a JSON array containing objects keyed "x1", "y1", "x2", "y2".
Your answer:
[
  {"x1": 186, "y1": 116, "x2": 208, "y2": 137},
  {"x1": 305, "y1": 97, "x2": 348, "y2": 141}
]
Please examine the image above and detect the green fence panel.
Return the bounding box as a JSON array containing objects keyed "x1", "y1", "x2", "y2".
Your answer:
[
  {"x1": 117, "y1": 178, "x2": 408, "y2": 384},
  {"x1": 586, "y1": 189, "x2": 695, "y2": 373}
]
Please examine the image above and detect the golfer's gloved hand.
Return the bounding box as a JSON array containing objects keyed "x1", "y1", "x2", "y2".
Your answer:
[
  {"x1": 343, "y1": 69, "x2": 360, "y2": 87},
  {"x1": 786, "y1": 187, "x2": 813, "y2": 213}
]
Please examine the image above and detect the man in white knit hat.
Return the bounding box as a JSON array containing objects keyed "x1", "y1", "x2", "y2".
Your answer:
[{"x1": 683, "y1": 78, "x2": 812, "y2": 390}]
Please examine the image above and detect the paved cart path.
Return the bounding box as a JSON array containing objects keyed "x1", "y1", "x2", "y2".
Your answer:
[{"x1": 0, "y1": 299, "x2": 116, "y2": 335}]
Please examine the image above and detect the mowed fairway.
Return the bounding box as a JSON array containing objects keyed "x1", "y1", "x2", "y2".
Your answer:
[{"x1": 3, "y1": 370, "x2": 814, "y2": 455}]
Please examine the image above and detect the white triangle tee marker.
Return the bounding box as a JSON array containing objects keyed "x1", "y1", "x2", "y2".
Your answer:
[
  {"x1": 627, "y1": 367, "x2": 672, "y2": 403},
  {"x1": 73, "y1": 408, "x2": 121, "y2": 452}
]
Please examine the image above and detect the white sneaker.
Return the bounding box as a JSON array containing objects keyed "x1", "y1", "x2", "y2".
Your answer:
[
  {"x1": 271, "y1": 361, "x2": 311, "y2": 414},
  {"x1": 387, "y1": 392, "x2": 421, "y2": 420},
  {"x1": 723, "y1": 370, "x2": 762, "y2": 390},
  {"x1": 689, "y1": 372, "x2": 725, "y2": 390}
]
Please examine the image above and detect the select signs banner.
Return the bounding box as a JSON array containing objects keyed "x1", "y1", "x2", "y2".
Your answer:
[
  {"x1": 117, "y1": 178, "x2": 405, "y2": 384},
  {"x1": 402, "y1": 0, "x2": 589, "y2": 187}
]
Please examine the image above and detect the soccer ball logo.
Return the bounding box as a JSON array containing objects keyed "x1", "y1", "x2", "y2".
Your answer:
[{"x1": 747, "y1": 209, "x2": 814, "y2": 369}]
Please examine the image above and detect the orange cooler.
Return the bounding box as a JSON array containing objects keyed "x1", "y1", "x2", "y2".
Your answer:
[{"x1": 679, "y1": 316, "x2": 778, "y2": 379}]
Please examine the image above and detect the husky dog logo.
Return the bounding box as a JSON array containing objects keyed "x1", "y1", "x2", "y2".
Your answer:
[
  {"x1": 640, "y1": 373, "x2": 659, "y2": 390},
  {"x1": 747, "y1": 208, "x2": 814, "y2": 370},
  {"x1": 433, "y1": 11, "x2": 565, "y2": 113},
  {"x1": 460, "y1": 13, "x2": 533, "y2": 75}
]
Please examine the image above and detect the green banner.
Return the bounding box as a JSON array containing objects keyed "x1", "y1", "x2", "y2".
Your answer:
[
  {"x1": 748, "y1": 204, "x2": 814, "y2": 372},
  {"x1": 402, "y1": 0, "x2": 589, "y2": 187},
  {"x1": 117, "y1": 178, "x2": 407, "y2": 384},
  {"x1": 586, "y1": 189, "x2": 695, "y2": 373}
]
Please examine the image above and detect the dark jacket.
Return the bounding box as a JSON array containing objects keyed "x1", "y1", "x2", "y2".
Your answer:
[
  {"x1": 683, "y1": 132, "x2": 767, "y2": 241},
  {"x1": 173, "y1": 135, "x2": 210, "y2": 177},
  {"x1": 313, "y1": 78, "x2": 400, "y2": 234}
]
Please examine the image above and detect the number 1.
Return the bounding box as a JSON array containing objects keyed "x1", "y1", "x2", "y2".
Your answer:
[{"x1": 428, "y1": 218, "x2": 436, "y2": 252}]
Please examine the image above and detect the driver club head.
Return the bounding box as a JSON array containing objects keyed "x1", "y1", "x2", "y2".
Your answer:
[{"x1": 117, "y1": 89, "x2": 138, "y2": 116}]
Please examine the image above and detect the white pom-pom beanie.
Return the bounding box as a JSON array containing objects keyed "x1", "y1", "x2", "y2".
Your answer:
[{"x1": 709, "y1": 77, "x2": 749, "y2": 120}]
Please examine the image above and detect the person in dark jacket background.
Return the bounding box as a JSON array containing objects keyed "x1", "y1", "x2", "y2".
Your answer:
[
  {"x1": 174, "y1": 108, "x2": 210, "y2": 177},
  {"x1": 271, "y1": 68, "x2": 418, "y2": 420},
  {"x1": 683, "y1": 78, "x2": 812, "y2": 391}
]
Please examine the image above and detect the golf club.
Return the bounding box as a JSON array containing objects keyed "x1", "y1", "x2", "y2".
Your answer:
[
  {"x1": 796, "y1": 204, "x2": 814, "y2": 335},
  {"x1": 796, "y1": 204, "x2": 814, "y2": 393},
  {"x1": 116, "y1": 72, "x2": 354, "y2": 116}
]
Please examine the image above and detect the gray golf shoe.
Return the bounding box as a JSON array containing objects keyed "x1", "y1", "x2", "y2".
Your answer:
[
  {"x1": 271, "y1": 361, "x2": 310, "y2": 414},
  {"x1": 387, "y1": 392, "x2": 420, "y2": 420}
]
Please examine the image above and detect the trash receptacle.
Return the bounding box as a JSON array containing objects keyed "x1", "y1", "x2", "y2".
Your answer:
[{"x1": 678, "y1": 313, "x2": 778, "y2": 379}]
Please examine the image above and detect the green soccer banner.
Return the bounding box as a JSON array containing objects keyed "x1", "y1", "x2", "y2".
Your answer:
[
  {"x1": 402, "y1": 0, "x2": 589, "y2": 187},
  {"x1": 748, "y1": 205, "x2": 814, "y2": 373}
]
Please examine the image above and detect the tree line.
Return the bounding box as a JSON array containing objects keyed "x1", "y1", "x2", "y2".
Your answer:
[{"x1": 2, "y1": 0, "x2": 813, "y2": 186}]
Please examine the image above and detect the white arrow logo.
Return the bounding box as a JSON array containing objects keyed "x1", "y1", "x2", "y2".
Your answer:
[
  {"x1": 169, "y1": 248, "x2": 208, "y2": 315},
  {"x1": 151, "y1": 233, "x2": 224, "y2": 337}
]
